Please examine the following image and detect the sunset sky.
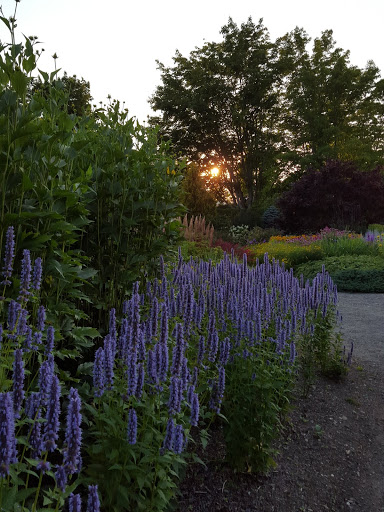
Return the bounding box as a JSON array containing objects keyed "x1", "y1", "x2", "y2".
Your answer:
[{"x1": 2, "y1": 0, "x2": 383, "y2": 124}]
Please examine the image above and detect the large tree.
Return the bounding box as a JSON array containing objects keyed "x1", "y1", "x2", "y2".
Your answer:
[
  {"x1": 278, "y1": 28, "x2": 384, "y2": 173},
  {"x1": 150, "y1": 18, "x2": 289, "y2": 209}
]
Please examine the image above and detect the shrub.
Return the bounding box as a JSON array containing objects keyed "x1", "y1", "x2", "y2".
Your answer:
[
  {"x1": 247, "y1": 226, "x2": 283, "y2": 244},
  {"x1": 180, "y1": 214, "x2": 214, "y2": 246},
  {"x1": 249, "y1": 242, "x2": 323, "y2": 268},
  {"x1": 228, "y1": 224, "x2": 250, "y2": 245},
  {"x1": 278, "y1": 160, "x2": 384, "y2": 233},
  {"x1": 261, "y1": 206, "x2": 282, "y2": 229}
]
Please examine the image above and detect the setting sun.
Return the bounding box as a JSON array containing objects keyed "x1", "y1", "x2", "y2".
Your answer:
[{"x1": 210, "y1": 167, "x2": 220, "y2": 177}]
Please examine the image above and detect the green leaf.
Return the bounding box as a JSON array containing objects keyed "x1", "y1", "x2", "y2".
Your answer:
[{"x1": 10, "y1": 70, "x2": 29, "y2": 96}]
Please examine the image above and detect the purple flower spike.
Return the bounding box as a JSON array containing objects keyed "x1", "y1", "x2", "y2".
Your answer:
[
  {"x1": 127, "y1": 408, "x2": 137, "y2": 445},
  {"x1": 55, "y1": 465, "x2": 67, "y2": 493},
  {"x1": 38, "y1": 355, "x2": 54, "y2": 406},
  {"x1": 13, "y1": 349, "x2": 25, "y2": 418},
  {"x1": 0, "y1": 392, "x2": 17, "y2": 478},
  {"x1": 43, "y1": 375, "x2": 61, "y2": 452},
  {"x1": 68, "y1": 493, "x2": 82, "y2": 512},
  {"x1": 93, "y1": 348, "x2": 105, "y2": 398},
  {"x1": 18, "y1": 249, "x2": 32, "y2": 302},
  {"x1": 190, "y1": 392, "x2": 200, "y2": 427},
  {"x1": 31, "y1": 257, "x2": 43, "y2": 291},
  {"x1": 173, "y1": 424, "x2": 184, "y2": 454},
  {"x1": 87, "y1": 485, "x2": 100, "y2": 512},
  {"x1": 161, "y1": 417, "x2": 175, "y2": 454},
  {"x1": 135, "y1": 363, "x2": 144, "y2": 399},
  {"x1": 1, "y1": 226, "x2": 15, "y2": 286},
  {"x1": 37, "y1": 305, "x2": 46, "y2": 332},
  {"x1": 63, "y1": 388, "x2": 82, "y2": 475},
  {"x1": 46, "y1": 326, "x2": 55, "y2": 355}
]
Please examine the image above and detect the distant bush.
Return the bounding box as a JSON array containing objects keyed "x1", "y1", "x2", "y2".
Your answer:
[
  {"x1": 295, "y1": 255, "x2": 384, "y2": 291},
  {"x1": 228, "y1": 224, "x2": 250, "y2": 245},
  {"x1": 249, "y1": 241, "x2": 322, "y2": 268},
  {"x1": 261, "y1": 206, "x2": 282, "y2": 229},
  {"x1": 278, "y1": 160, "x2": 384, "y2": 233}
]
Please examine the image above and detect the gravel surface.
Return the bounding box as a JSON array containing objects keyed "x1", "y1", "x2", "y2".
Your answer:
[{"x1": 337, "y1": 292, "x2": 384, "y2": 364}]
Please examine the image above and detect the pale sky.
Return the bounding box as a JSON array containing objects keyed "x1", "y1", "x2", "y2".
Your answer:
[{"x1": 2, "y1": 0, "x2": 384, "y2": 124}]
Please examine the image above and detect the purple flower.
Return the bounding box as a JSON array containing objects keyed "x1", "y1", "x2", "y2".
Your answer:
[
  {"x1": 171, "y1": 323, "x2": 185, "y2": 377},
  {"x1": 16, "y1": 308, "x2": 28, "y2": 336},
  {"x1": 43, "y1": 374, "x2": 61, "y2": 452},
  {"x1": 147, "y1": 349, "x2": 157, "y2": 385},
  {"x1": 86, "y1": 485, "x2": 100, "y2": 512},
  {"x1": 173, "y1": 424, "x2": 184, "y2": 454},
  {"x1": 151, "y1": 297, "x2": 159, "y2": 338},
  {"x1": 7, "y1": 300, "x2": 20, "y2": 332},
  {"x1": 46, "y1": 325, "x2": 55, "y2": 355},
  {"x1": 12, "y1": 349, "x2": 25, "y2": 418},
  {"x1": 63, "y1": 388, "x2": 82, "y2": 475},
  {"x1": 55, "y1": 465, "x2": 67, "y2": 493},
  {"x1": 109, "y1": 308, "x2": 117, "y2": 340},
  {"x1": 68, "y1": 493, "x2": 82, "y2": 512},
  {"x1": 1, "y1": 226, "x2": 15, "y2": 286},
  {"x1": 168, "y1": 376, "x2": 182, "y2": 415},
  {"x1": 160, "y1": 303, "x2": 168, "y2": 345},
  {"x1": 18, "y1": 249, "x2": 32, "y2": 302},
  {"x1": 37, "y1": 305, "x2": 46, "y2": 332},
  {"x1": 219, "y1": 338, "x2": 231, "y2": 366},
  {"x1": 197, "y1": 336, "x2": 205, "y2": 366},
  {"x1": 127, "y1": 408, "x2": 137, "y2": 445},
  {"x1": 160, "y1": 417, "x2": 175, "y2": 454},
  {"x1": 38, "y1": 355, "x2": 54, "y2": 406},
  {"x1": 31, "y1": 257, "x2": 43, "y2": 291},
  {"x1": 103, "y1": 336, "x2": 114, "y2": 391},
  {"x1": 93, "y1": 348, "x2": 105, "y2": 398},
  {"x1": 36, "y1": 460, "x2": 51, "y2": 473},
  {"x1": 0, "y1": 392, "x2": 17, "y2": 477},
  {"x1": 126, "y1": 349, "x2": 137, "y2": 397},
  {"x1": 135, "y1": 363, "x2": 144, "y2": 399}
]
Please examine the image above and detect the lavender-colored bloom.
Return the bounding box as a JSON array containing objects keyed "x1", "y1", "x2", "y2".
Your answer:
[
  {"x1": 31, "y1": 257, "x2": 43, "y2": 291},
  {"x1": 16, "y1": 308, "x2": 28, "y2": 336},
  {"x1": 93, "y1": 347, "x2": 106, "y2": 397},
  {"x1": 18, "y1": 249, "x2": 32, "y2": 302},
  {"x1": 32, "y1": 330, "x2": 43, "y2": 350},
  {"x1": 13, "y1": 349, "x2": 25, "y2": 418},
  {"x1": 103, "y1": 336, "x2": 114, "y2": 391},
  {"x1": 63, "y1": 388, "x2": 82, "y2": 475},
  {"x1": 197, "y1": 336, "x2": 205, "y2": 366},
  {"x1": 37, "y1": 305, "x2": 46, "y2": 332},
  {"x1": 122, "y1": 300, "x2": 129, "y2": 316},
  {"x1": 158, "y1": 342, "x2": 169, "y2": 382},
  {"x1": 160, "y1": 417, "x2": 175, "y2": 454},
  {"x1": 168, "y1": 376, "x2": 182, "y2": 415},
  {"x1": 207, "y1": 328, "x2": 219, "y2": 363},
  {"x1": 43, "y1": 375, "x2": 61, "y2": 452},
  {"x1": 86, "y1": 485, "x2": 100, "y2": 512},
  {"x1": 171, "y1": 323, "x2": 185, "y2": 377},
  {"x1": 135, "y1": 363, "x2": 144, "y2": 399},
  {"x1": 147, "y1": 349, "x2": 157, "y2": 385},
  {"x1": 1, "y1": 226, "x2": 15, "y2": 286},
  {"x1": 7, "y1": 300, "x2": 20, "y2": 332},
  {"x1": 36, "y1": 460, "x2": 51, "y2": 473},
  {"x1": 0, "y1": 392, "x2": 17, "y2": 477},
  {"x1": 46, "y1": 325, "x2": 55, "y2": 355},
  {"x1": 218, "y1": 337, "x2": 231, "y2": 366},
  {"x1": 38, "y1": 355, "x2": 54, "y2": 406},
  {"x1": 190, "y1": 392, "x2": 199, "y2": 427},
  {"x1": 159, "y1": 303, "x2": 168, "y2": 345},
  {"x1": 173, "y1": 424, "x2": 184, "y2": 454},
  {"x1": 109, "y1": 308, "x2": 117, "y2": 340},
  {"x1": 126, "y1": 348, "x2": 137, "y2": 397},
  {"x1": 151, "y1": 297, "x2": 159, "y2": 338},
  {"x1": 55, "y1": 465, "x2": 67, "y2": 493},
  {"x1": 289, "y1": 341, "x2": 296, "y2": 364},
  {"x1": 68, "y1": 493, "x2": 82, "y2": 512},
  {"x1": 180, "y1": 357, "x2": 189, "y2": 391},
  {"x1": 127, "y1": 408, "x2": 137, "y2": 445}
]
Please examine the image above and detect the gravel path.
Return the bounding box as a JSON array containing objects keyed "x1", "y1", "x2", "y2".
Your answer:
[{"x1": 337, "y1": 292, "x2": 384, "y2": 365}]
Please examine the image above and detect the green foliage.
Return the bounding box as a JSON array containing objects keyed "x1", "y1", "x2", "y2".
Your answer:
[
  {"x1": 261, "y1": 206, "x2": 282, "y2": 229},
  {"x1": 223, "y1": 345, "x2": 294, "y2": 473},
  {"x1": 177, "y1": 241, "x2": 224, "y2": 264},
  {"x1": 228, "y1": 225, "x2": 250, "y2": 245},
  {"x1": 297, "y1": 307, "x2": 348, "y2": 396},
  {"x1": 368, "y1": 223, "x2": 384, "y2": 232},
  {"x1": 179, "y1": 163, "x2": 216, "y2": 220},
  {"x1": 320, "y1": 235, "x2": 380, "y2": 257},
  {"x1": 247, "y1": 226, "x2": 282, "y2": 244},
  {"x1": 295, "y1": 255, "x2": 384, "y2": 292},
  {"x1": 250, "y1": 242, "x2": 323, "y2": 268}
]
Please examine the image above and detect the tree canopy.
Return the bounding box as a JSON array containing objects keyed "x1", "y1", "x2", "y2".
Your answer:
[{"x1": 150, "y1": 18, "x2": 384, "y2": 210}]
